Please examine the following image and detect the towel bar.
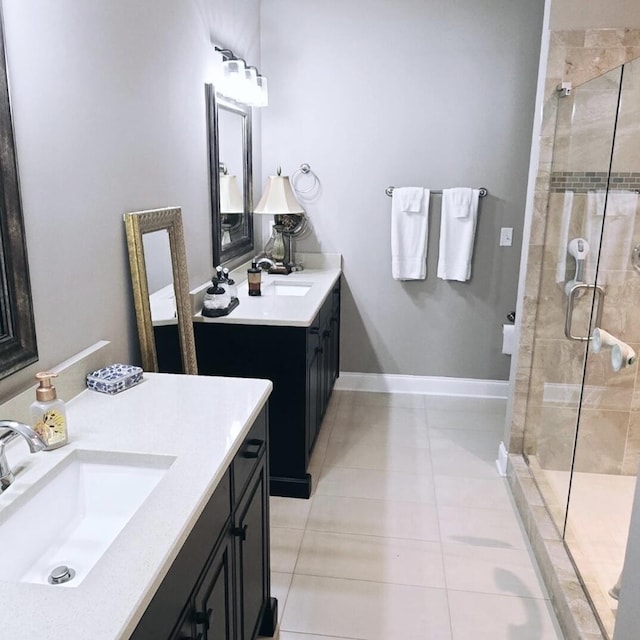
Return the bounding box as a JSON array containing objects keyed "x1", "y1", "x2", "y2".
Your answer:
[{"x1": 385, "y1": 186, "x2": 488, "y2": 198}]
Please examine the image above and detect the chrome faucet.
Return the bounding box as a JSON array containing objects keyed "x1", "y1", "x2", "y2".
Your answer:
[
  {"x1": 255, "y1": 256, "x2": 275, "y2": 270},
  {"x1": 0, "y1": 420, "x2": 47, "y2": 492}
]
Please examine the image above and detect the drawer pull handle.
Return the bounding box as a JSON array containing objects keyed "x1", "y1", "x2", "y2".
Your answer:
[
  {"x1": 232, "y1": 524, "x2": 248, "y2": 541},
  {"x1": 310, "y1": 327, "x2": 320, "y2": 335},
  {"x1": 194, "y1": 608, "x2": 212, "y2": 630},
  {"x1": 315, "y1": 347, "x2": 323, "y2": 354},
  {"x1": 323, "y1": 330, "x2": 331, "y2": 338},
  {"x1": 242, "y1": 438, "x2": 265, "y2": 459}
]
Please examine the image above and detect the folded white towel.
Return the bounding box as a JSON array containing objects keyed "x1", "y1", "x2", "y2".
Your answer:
[
  {"x1": 391, "y1": 187, "x2": 430, "y2": 280},
  {"x1": 437, "y1": 187, "x2": 480, "y2": 282},
  {"x1": 448, "y1": 188, "x2": 473, "y2": 218},
  {"x1": 396, "y1": 187, "x2": 424, "y2": 212}
]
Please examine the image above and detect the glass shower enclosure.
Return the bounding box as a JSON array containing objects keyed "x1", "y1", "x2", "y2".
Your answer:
[{"x1": 522, "y1": 57, "x2": 640, "y2": 638}]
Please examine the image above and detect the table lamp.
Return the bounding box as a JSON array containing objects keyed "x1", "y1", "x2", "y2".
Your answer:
[{"x1": 254, "y1": 167, "x2": 305, "y2": 275}]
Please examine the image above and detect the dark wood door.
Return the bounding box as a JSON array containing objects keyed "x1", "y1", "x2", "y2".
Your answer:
[
  {"x1": 234, "y1": 459, "x2": 269, "y2": 640},
  {"x1": 170, "y1": 606, "x2": 196, "y2": 640},
  {"x1": 192, "y1": 533, "x2": 235, "y2": 640}
]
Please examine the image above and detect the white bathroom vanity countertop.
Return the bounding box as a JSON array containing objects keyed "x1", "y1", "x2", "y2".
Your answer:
[
  {"x1": 192, "y1": 252, "x2": 342, "y2": 327},
  {"x1": 0, "y1": 373, "x2": 272, "y2": 640}
]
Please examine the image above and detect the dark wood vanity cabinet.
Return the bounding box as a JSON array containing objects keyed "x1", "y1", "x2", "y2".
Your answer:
[
  {"x1": 193, "y1": 278, "x2": 340, "y2": 499},
  {"x1": 130, "y1": 407, "x2": 276, "y2": 640}
]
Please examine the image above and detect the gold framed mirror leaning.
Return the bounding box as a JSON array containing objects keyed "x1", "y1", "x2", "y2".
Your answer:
[{"x1": 123, "y1": 206, "x2": 197, "y2": 375}]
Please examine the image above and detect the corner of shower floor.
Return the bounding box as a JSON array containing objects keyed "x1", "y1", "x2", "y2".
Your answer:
[{"x1": 507, "y1": 453, "x2": 606, "y2": 640}]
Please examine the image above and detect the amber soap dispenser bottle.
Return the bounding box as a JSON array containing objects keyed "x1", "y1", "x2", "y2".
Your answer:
[
  {"x1": 30, "y1": 372, "x2": 68, "y2": 450},
  {"x1": 248, "y1": 260, "x2": 261, "y2": 296}
]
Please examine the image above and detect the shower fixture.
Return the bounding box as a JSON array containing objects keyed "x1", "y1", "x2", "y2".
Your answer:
[{"x1": 564, "y1": 237, "x2": 590, "y2": 296}]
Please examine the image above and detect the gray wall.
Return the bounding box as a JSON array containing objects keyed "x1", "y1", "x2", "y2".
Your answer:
[
  {"x1": 0, "y1": 0, "x2": 261, "y2": 401},
  {"x1": 260, "y1": 0, "x2": 544, "y2": 380}
]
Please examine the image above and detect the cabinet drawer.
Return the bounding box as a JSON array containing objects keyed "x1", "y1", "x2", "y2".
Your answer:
[{"x1": 233, "y1": 409, "x2": 267, "y2": 502}]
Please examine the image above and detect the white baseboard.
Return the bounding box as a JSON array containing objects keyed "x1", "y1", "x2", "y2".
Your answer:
[{"x1": 335, "y1": 371, "x2": 508, "y2": 399}]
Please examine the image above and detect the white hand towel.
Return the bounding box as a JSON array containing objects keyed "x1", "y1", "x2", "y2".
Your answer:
[
  {"x1": 397, "y1": 187, "x2": 424, "y2": 212},
  {"x1": 391, "y1": 187, "x2": 430, "y2": 280},
  {"x1": 448, "y1": 188, "x2": 473, "y2": 218},
  {"x1": 437, "y1": 187, "x2": 480, "y2": 282}
]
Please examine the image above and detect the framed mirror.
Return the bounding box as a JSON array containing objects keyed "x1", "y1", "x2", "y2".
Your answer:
[
  {"x1": 206, "y1": 84, "x2": 253, "y2": 266},
  {"x1": 123, "y1": 206, "x2": 197, "y2": 375},
  {"x1": 0, "y1": 14, "x2": 38, "y2": 380}
]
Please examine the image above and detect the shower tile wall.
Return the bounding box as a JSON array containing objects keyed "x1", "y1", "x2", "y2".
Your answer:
[{"x1": 510, "y1": 29, "x2": 640, "y2": 476}]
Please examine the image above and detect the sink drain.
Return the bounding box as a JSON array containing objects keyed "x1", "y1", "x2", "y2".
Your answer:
[{"x1": 48, "y1": 565, "x2": 76, "y2": 585}]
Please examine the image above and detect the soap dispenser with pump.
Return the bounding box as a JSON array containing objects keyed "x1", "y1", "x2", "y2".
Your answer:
[{"x1": 30, "y1": 372, "x2": 68, "y2": 450}]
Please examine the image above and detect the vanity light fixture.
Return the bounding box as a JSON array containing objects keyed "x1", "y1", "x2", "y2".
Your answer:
[
  {"x1": 219, "y1": 164, "x2": 244, "y2": 247},
  {"x1": 254, "y1": 167, "x2": 305, "y2": 275},
  {"x1": 214, "y1": 47, "x2": 268, "y2": 108}
]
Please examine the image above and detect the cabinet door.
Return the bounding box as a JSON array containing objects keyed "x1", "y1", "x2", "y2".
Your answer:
[
  {"x1": 193, "y1": 533, "x2": 235, "y2": 640},
  {"x1": 170, "y1": 606, "x2": 197, "y2": 640},
  {"x1": 233, "y1": 458, "x2": 269, "y2": 640},
  {"x1": 307, "y1": 346, "x2": 321, "y2": 451},
  {"x1": 130, "y1": 473, "x2": 232, "y2": 640}
]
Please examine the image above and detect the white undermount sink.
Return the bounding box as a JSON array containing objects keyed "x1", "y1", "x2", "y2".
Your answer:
[
  {"x1": 267, "y1": 281, "x2": 312, "y2": 297},
  {"x1": 0, "y1": 450, "x2": 174, "y2": 587}
]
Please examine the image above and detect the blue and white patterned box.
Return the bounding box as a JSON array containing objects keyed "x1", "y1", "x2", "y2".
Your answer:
[{"x1": 86, "y1": 364, "x2": 143, "y2": 394}]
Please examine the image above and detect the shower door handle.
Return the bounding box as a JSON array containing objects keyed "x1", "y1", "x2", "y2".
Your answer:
[{"x1": 564, "y1": 283, "x2": 605, "y2": 342}]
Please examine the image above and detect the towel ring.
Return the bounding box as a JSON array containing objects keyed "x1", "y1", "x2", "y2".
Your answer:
[{"x1": 291, "y1": 163, "x2": 320, "y2": 194}]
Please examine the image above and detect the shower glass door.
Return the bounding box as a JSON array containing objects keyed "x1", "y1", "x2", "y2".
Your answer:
[
  {"x1": 565, "y1": 57, "x2": 640, "y2": 640},
  {"x1": 524, "y1": 65, "x2": 621, "y2": 537}
]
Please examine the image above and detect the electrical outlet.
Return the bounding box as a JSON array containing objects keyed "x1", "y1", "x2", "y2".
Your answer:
[{"x1": 500, "y1": 227, "x2": 513, "y2": 247}]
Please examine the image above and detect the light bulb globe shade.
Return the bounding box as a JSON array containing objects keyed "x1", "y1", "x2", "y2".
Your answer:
[
  {"x1": 221, "y1": 58, "x2": 246, "y2": 101},
  {"x1": 242, "y1": 67, "x2": 260, "y2": 106}
]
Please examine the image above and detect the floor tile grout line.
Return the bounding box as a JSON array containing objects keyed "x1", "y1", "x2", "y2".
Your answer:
[
  {"x1": 446, "y1": 586, "x2": 553, "y2": 602},
  {"x1": 426, "y1": 411, "x2": 455, "y2": 640},
  {"x1": 291, "y1": 526, "x2": 442, "y2": 544},
  {"x1": 318, "y1": 462, "x2": 510, "y2": 483},
  {"x1": 283, "y1": 565, "x2": 554, "y2": 603},
  {"x1": 277, "y1": 626, "x2": 364, "y2": 640},
  {"x1": 287, "y1": 570, "x2": 451, "y2": 591},
  {"x1": 270, "y1": 570, "x2": 294, "y2": 634}
]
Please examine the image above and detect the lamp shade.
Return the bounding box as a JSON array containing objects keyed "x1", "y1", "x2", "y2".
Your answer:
[
  {"x1": 219, "y1": 174, "x2": 244, "y2": 213},
  {"x1": 254, "y1": 173, "x2": 305, "y2": 215}
]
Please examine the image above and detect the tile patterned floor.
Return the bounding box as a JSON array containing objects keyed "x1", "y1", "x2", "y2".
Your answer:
[{"x1": 265, "y1": 391, "x2": 564, "y2": 640}]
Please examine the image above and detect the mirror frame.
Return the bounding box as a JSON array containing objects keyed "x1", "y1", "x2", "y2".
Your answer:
[
  {"x1": 123, "y1": 206, "x2": 197, "y2": 375},
  {"x1": 206, "y1": 84, "x2": 253, "y2": 266},
  {"x1": 0, "y1": 11, "x2": 38, "y2": 380}
]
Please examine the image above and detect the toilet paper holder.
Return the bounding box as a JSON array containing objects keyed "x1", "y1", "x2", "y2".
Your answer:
[{"x1": 564, "y1": 282, "x2": 605, "y2": 342}]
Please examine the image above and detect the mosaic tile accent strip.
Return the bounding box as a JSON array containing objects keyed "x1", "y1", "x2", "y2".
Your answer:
[{"x1": 550, "y1": 171, "x2": 640, "y2": 193}]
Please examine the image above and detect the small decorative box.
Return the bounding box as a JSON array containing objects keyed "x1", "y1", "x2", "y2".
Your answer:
[{"x1": 86, "y1": 364, "x2": 143, "y2": 395}]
